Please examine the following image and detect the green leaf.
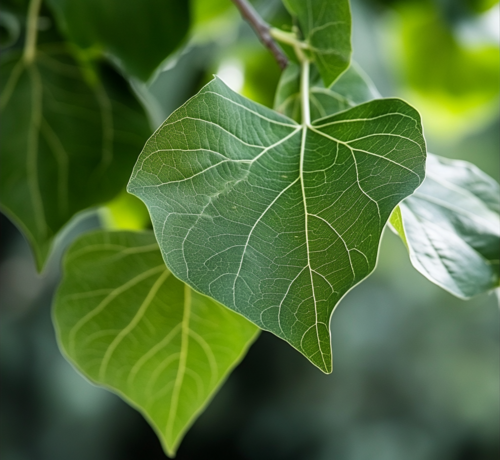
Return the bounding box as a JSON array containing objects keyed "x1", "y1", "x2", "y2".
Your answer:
[
  {"x1": 53, "y1": 230, "x2": 258, "y2": 457},
  {"x1": 282, "y1": 0, "x2": 351, "y2": 86},
  {"x1": 390, "y1": 154, "x2": 500, "y2": 298},
  {"x1": 0, "y1": 47, "x2": 150, "y2": 270},
  {"x1": 128, "y1": 77, "x2": 426, "y2": 373},
  {"x1": 46, "y1": 0, "x2": 190, "y2": 81},
  {"x1": 274, "y1": 61, "x2": 379, "y2": 123}
]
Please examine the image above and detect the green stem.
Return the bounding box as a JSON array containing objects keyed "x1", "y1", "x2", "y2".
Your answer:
[
  {"x1": 23, "y1": 0, "x2": 42, "y2": 64},
  {"x1": 270, "y1": 28, "x2": 307, "y2": 50},
  {"x1": 301, "y1": 59, "x2": 310, "y2": 126}
]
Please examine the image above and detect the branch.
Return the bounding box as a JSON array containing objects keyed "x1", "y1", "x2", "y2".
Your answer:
[{"x1": 231, "y1": 0, "x2": 288, "y2": 70}]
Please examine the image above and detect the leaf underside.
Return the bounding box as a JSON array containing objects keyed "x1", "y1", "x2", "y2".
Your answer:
[
  {"x1": 128, "y1": 77, "x2": 426, "y2": 373},
  {"x1": 53, "y1": 230, "x2": 258, "y2": 456},
  {"x1": 391, "y1": 154, "x2": 500, "y2": 298},
  {"x1": 0, "y1": 48, "x2": 150, "y2": 270}
]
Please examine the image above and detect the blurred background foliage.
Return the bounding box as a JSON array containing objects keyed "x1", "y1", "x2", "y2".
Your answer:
[{"x1": 1, "y1": 0, "x2": 498, "y2": 459}]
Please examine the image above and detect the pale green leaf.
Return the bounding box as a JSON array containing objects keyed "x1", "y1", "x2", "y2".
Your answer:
[
  {"x1": 46, "y1": 0, "x2": 190, "y2": 81},
  {"x1": 283, "y1": 0, "x2": 351, "y2": 86},
  {"x1": 53, "y1": 230, "x2": 258, "y2": 457},
  {"x1": 391, "y1": 154, "x2": 500, "y2": 298},
  {"x1": 274, "y1": 61, "x2": 379, "y2": 123},
  {"x1": 0, "y1": 47, "x2": 150, "y2": 270},
  {"x1": 128, "y1": 77, "x2": 426, "y2": 373}
]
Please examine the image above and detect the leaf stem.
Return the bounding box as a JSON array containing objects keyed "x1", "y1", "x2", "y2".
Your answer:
[
  {"x1": 23, "y1": 0, "x2": 42, "y2": 64},
  {"x1": 300, "y1": 58, "x2": 310, "y2": 126},
  {"x1": 270, "y1": 28, "x2": 307, "y2": 50},
  {"x1": 230, "y1": 0, "x2": 288, "y2": 69}
]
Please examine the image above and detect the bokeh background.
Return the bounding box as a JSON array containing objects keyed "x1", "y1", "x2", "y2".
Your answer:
[{"x1": 1, "y1": 0, "x2": 499, "y2": 459}]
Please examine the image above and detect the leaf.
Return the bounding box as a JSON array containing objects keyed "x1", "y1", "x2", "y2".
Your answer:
[
  {"x1": 128, "y1": 77, "x2": 426, "y2": 372},
  {"x1": 274, "y1": 61, "x2": 379, "y2": 123},
  {"x1": 391, "y1": 154, "x2": 500, "y2": 298},
  {"x1": 46, "y1": 0, "x2": 190, "y2": 81},
  {"x1": 282, "y1": 0, "x2": 351, "y2": 86},
  {"x1": 53, "y1": 230, "x2": 258, "y2": 457},
  {"x1": 0, "y1": 47, "x2": 150, "y2": 270}
]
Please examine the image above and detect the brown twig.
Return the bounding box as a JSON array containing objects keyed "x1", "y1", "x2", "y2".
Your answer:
[{"x1": 230, "y1": 0, "x2": 288, "y2": 69}]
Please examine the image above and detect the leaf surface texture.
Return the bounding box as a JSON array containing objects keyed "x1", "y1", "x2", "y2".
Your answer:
[{"x1": 128, "y1": 78, "x2": 426, "y2": 372}]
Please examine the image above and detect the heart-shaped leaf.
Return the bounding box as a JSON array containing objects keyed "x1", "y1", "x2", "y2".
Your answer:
[
  {"x1": 283, "y1": 0, "x2": 351, "y2": 86},
  {"x1": 53, "y1": 230, "x2": 258, "y2": 456},
  {"x1": 128, "y1": 77, "x2": 426, "y2": 372},
  {"x1": 0, "y1": 47, "x2": 150, "y2": 270},
  {"x1": 391, "y1": 154, "x2": 500, "y2": 298},
  {"x1": 46, "y1": 0, "x2": 190, "y2": 81}
]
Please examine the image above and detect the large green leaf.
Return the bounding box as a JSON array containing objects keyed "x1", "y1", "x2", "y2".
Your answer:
[
  {"x1": 0, "y1": 47, "x2": 150, "y2": 270},
  {"x1": 128, "y1": 77, "x2": 426, "y2": 372},
  {"x1": 46, "y1": 0, "x2": 190, "y2": 81},
  {"x1": 274, "y1": 61, "x2": 379, "y2": 123},
  {"x1": 53, "y1": 230, "x2": 258, "y2": 457},
  {"x1": 391, "y1": 154, "x2": 500, "y2": 298},
  {"x1": 282, "y1": 0, "x2": 351, "y2": 86}
]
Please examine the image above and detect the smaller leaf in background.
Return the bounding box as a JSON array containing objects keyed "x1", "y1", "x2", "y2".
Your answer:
[
  {"x1": 283, "y1": 0, "x2": 351, "y2": 86},
  {"x1": 274, "y1": 61, "x2": 379, "y2": 122},
  {"x1": 46, "y1": 0, "x2": 190, "y2": 81},
  {"x1": 53, "y1": 230, "x2": 259, "y2": 457},
  {"x1": 391, "y1": 154, "x2": 500, "y2": 298},
  {"x1": 0, "y1": 47, "x2": 150, "y2": 270}
]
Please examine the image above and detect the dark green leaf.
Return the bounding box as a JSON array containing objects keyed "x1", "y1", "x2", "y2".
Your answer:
[
  {"x1": 0, "y1": 47, "x2": 150, "y2": 270},
  {"x1": 283, "y1": 0, "x2": 351, "y2": 86},
  {"x1": 128, "y1": 78, "x2": 426, "y2": 372},
  {"x1": 46, "y1": 0, "x2": 190, "y2": 81},
  {"x1": 53, "y1": 230, "x2": 258, "y2": 456},
  {"x1": 391, "y1": 154, "x2": 500, "y2": 298}
]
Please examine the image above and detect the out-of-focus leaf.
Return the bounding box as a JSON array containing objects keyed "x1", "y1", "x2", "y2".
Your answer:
[
  {"x1": 46, "y1": 0, "x2": 190, "y2": 81},
  {"x1": 391, "y1": 154, "x2": 500, "y2": 298},
  {"x1": 128, "y1": 77, "x2": 426, "y2": 373},
  {"x1": 274, "y1": 61, "x2": 379, "y2": 123},
  {"x1": 0, "y1": 10, "x2": 20, "y2": 49},
  {"x1": 0, "y1": 47, "x2": 150, "y2": 270},
  {"x1": 283, "y1": 0, "x2": 351, "y2": 86},
  {"x1": 191, "y1": 0, "x2": 231, "y2": 27},
  {"x1": 53, "y1": 230, "x2": 258, "y2": 457}
]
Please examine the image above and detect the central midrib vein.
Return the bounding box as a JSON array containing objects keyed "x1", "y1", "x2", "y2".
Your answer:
[{"x1": 298, "y1": 58, "x2": 327, "y2": 370}]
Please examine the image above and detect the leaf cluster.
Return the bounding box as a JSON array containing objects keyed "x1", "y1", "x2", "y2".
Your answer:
[{"x1": 1, "y1": 0, "x2": 498, "y2": 456}]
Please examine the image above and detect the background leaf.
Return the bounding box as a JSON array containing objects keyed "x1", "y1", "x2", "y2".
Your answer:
[
  {"x1": 282, "y1": 0, "x2": 351, "y2": 86},
  {"x1": 128, "y1": 78, "x2": 426, "y2": 373},
  {"x1": 274, "y1": 61, "x2": 379, "y2": 123},
  {"x1": 46, "y1": 0, "x2": 190, "y2": 81},
  {"x1": 0, "y1": 47, "x2": 150, "y2": 270},
  {"x1": 53, "y1": 230, "x2": 258, "y2": 457},
  {"x1": 391, "y1": 154, "x2": 500, "y2": 298}
]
